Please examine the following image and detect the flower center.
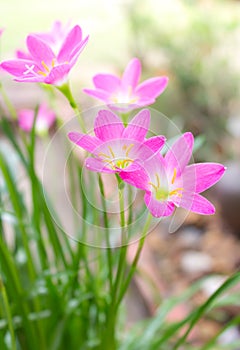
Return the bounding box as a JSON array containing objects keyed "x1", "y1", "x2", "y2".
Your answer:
[
  {"x1": 148, "y1": 169, "x2": 184, "y2": 201},
  {"x1": 37, "y1": 59, "x2": 56, "y2": 76},
  {"x1": 98, "y1": 144, "x2": 134, "y2": 170},
  {"x1": 111, "y1": 86, "x2": 139, "y2": 104}
]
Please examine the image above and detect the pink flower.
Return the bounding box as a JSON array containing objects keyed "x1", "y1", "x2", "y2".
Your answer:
[
  {"x1": 83, "y1": 58, "x2": 168, "y2": 110},
  {"x1": 68, "y1": 109, "x2": 165, "y2": 174},
  {"x1": 120, "y1": 132, "x2": 226, "y2": 217},
  {"x1": 34, "y1": 21, "x2": 71, "y2": 53},
  {"x1": 1, "y1": 24, "x2": 89, "y2": 86},
  {"x1": 18, "y1": 103, "x2": 55, "y2": 135}
]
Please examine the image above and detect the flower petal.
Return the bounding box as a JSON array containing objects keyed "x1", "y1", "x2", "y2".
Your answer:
[
  {"x1": 121, "y1": 58, "x2": 141, "y2": 90},
  {"x1": 93, "y1": 74, "x2": 121, "y2": 93},
  {"x1": 144, "y1": 192, "x2": 175, "y2": 217},
  {"x1": 44, "y1": 64, "x2": 71, "y2": 85},
  {"x1": 85, "y1": 157, "x2": 115, "y2": 173},
  {"x1": 27, "y1": 35, "x2": 55, "y2": 66},
  {"x1": 68, "y1": 132, "x2": 102, "y2": 153},
  {"x1": 18, "y1": 109, "x2": 34, "y2": 132},
  {"x1": 122, "y1": 109, "x2": 150, "y2": 141},
  {"x1": 165, "y1": 132, "x2": 194, "y2": 175},
  {"x1": 120, "y1": 167, "x2": 150, "y2": 191},
  {"x1": 136, "y1": 76, "x2": 169, "y2": 99},
  {"x1": 57, "y1": 25, "x2": 82, "y2": 62},
  {"x1": 83, "y1": 88, "x2": 110, "y2": 103},
  {"x1": 175, "y1": 192, "x2": 215, "y2": 215},
  {"x1": 94, "y1": 110, "x2": 124, "y2": 141},
  {"x1": 143, "y1": 135, "x2": 166, "y2": 153},
  {"x1": 182, "y1": 163, "x2": 226, "y2": 193},
  {"x1": 67, "y1": 35, "x2": 89, "y2": 66},
  {"x1": 1, "y1": 59, "x2": 38, "y2": 77}
]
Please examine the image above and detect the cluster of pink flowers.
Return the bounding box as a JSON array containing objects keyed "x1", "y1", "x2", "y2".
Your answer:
[
  {"x1": 69, "y1": 109, "x2": 225, "y2": 217},
  {"x1": 0, "y1": 21, "x2": 226, "y2": 218}
]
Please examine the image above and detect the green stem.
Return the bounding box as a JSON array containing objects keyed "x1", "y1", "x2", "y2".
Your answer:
[
  {"x1": 98, "y1": 174, "x2": 113, "y2": 292},
  {"x1": 0, "y1": 279, "x2": 17, "y2": 350},
  {"x1": 0, "y1": 82, "x2": 17, "y2": 119},
  {"x1": 57, "y1": 83, "x2": 86, "y2": 132},
  {"x1": 116, "y1": 212, "x2": 152, "y2": 307}
]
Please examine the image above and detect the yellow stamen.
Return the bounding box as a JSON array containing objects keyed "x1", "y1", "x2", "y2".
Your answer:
[
  {"x1": 108, "y1": 146, "x2": 115, "y2": 158},
  {"x1": 169, "y1": 187, "x2": 184, "y2": 196},
  {"x1": 171, "y1": 168, "x2": 177, "y2": 184},
  {"x1": 123, "y1": 144, "x2": 134, "y2": 157},
  {"x1": 156, "y1": 173, "x2": 160, "y2": 188},
  {"x1": 148, "y1": 182, "x2": 158, "y2": 192},
  {"x1": 51, "y1": 58, "x2": 56, "y2": 67},
  {"x1": 41, "y1": 60, "x2": 50, "y2": 72},
  {"x1": 37, "y1": 70, "x2": 47, "y2": 76},
  {"x1": 98, "y1": 152, "x2": 111, "y2": 159}
]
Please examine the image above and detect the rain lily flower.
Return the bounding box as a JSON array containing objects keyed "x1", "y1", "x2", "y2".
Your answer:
[
  {"x1": 18, "y1": 103, "x2": 55, "y2": 135},
  {"x1": 68, "y1": 109, "x2": 166, "y2": 173},
  {"x1": 120, "y1": 132, "x2": 226, "y2": 217},
  {"x1": 1, "y1": 24, "x2": 89, "y2": 86},
  {"x1": 34, "y1": 21, "x2": 71, "y2": 53},
  {"x1": 83, "y1": 58, "x2": 168, "y2": 110}
]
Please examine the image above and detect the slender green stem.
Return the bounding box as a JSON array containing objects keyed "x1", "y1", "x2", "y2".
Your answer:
[
  {"x1": 57, "y1": 83, "x2": 86, "y2": 132},
  {"x1": 98, "y1": 174, "x2": 113, "y2": 292},
  {"x1": 0, "y1": 278, "x2": 17, "y2": 350},
  {"x1": 101, "y1": 181, "x2": 127, "y2": 350},
  {"x1": 116, "y1": 212, "x2": 152, "y2": 307},
  {"x1": 0, "y1": 82, "x2": 17, "y2": 119},
  {"x1": 112, "y1": 185, "x2": 127, "y2": 301}
]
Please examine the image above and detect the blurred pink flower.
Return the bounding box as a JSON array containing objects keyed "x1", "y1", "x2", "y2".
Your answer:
[
  {"x1": 1, "y1": 24, "x2": 89, "y2": 86},
  {"x1": 34, "y1": 21, "x2": 71, "y2": 53},
  {"x1": 18, "y1": 103, "x2": 55, "y2": 135},
  {"x1": 121, "y1": 132, "x2": 226, "y2": 217},
  {"x1": 68, "y1": 109, "x2": 165, "y2": 174},
  {"x1": 83, "y1": 58, "x2": 168, "y2": 110}
]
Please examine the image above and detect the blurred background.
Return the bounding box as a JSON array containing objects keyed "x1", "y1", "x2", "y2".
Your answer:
[{"x1": 1, "y1": 0, "x2": 240, "y2": 346}]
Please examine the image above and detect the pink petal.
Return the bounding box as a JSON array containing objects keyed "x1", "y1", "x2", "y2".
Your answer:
[
  {"x1": 16, "y1": 50, "x2": 32, "y2": 60},
  {"x1": 27, "y1": 35, "x2": 55, "y2": 66},
  {"x1": 121, "y1": 58, "x2": 141, "y2": 90},
  {"x1": 165, "y1": 132, "x2": 194, "y2": 176},
  {"x1": 67, "y1": 35, "x2": 89, "y2": 65},
  {"x1": 143, "y1": 135, "x2": 166, "y2": 153},
  {"x1": 120, "y1": 167, "x2": 150, "y2": 191},
  {"x1": 85, "y1": 157, "x2": 115, "y2": 173},
  {"x1": 38, "y1": 103, "x2": 56, "y2": 127},
  {"x1": 94, "y1": 110, "x2": 124, "y2": 141},
  {"x1": 136, "y1": 76, "x2": 169, "y2": 99},
  {"x1": 18, "y1": 109, "x2": 34, "y2": 132},
  {"x1": 144, "y1": 192, "x2": 175, "y2": 217},
  {"x1": 83, "y1": 88, "x2": 110, "y2": 103},
  {"x1": 117, "y1": 161, "x2": 142, "y2": 173},
  {"x1": 175, "y1": 192, "x2": 215, "y2": 215},
  {"x1": 1, "y1": 59, "x2": 38, "y2": 77},
  {"x1": 122, "y1": 109, "x2": 150, "y2": 141},
  {"x1": 44, "y1": 64, "x2": 71, "y2": 85},
  {"x1": 14, "y1": 76, "x2": 44, "y2": 83},
  {"x1": 93, "y1": 74, "x2": 121, "y2": 93},
  {"x1": 68, "y1": 132, "x2": 102, "y2": 153},
  {"x1": 182, "y1": 163, "x2": 226, "y2": 193},
  {"x1": 134, "y1": 97, "x2": 156, "y2": 107},
  {"x1": 57, "y1": 25, "x2": 82, "y2": 62}
]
